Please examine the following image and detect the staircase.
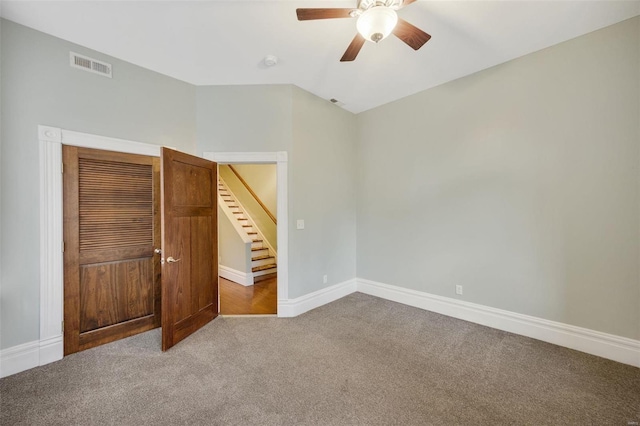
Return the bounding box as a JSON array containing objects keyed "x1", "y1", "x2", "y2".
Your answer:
[{"x1": 218, "y1": 179, "x2": 277, "y2": 281}]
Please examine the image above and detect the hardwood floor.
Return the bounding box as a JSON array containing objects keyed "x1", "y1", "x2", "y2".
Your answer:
[{"x1": 219, "y1": 276, "x2": 277, "y2": 315}]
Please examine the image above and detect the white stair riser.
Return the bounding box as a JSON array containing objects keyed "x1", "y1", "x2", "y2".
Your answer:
[
  {"x1": 251, "y1": 241, "x2": 264, "y2": 249},
  {"x1": 252, "y1": 248, "x2": 269, "y2": 257},
  {"x1": 253, "y1": 267, "x2": 277, "y2": 277},
  {"x1": 252, "y1": 257, "x2": 275, "y2": 268}
]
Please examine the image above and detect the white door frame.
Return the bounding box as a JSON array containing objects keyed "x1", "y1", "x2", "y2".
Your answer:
[{"x1": 202, "y1": 152, "x2": 289, "y2": 308}]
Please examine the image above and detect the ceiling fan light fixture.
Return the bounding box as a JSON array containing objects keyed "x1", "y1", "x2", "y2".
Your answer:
[{"x1": 356, "y1": 6, "x2": 398, "y2": 43}]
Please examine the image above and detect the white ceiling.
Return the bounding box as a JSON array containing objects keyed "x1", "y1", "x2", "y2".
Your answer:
[{"x1": 2, "y1": 1, "x2": 639, "y2": 113}]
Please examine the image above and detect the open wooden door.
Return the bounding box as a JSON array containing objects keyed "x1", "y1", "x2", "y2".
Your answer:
[{"x1": 161, "y1": 148, "x2": 218, "y2": 350}]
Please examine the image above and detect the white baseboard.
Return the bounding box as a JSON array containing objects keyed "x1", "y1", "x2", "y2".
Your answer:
[
  {"x1": 4, "y1": 278, "x2": 637, "y2": 377},
  {"x1": 0, "y1": 341, "x2": 40, "y2": 378},
  {"x1": 357, "y1": 278, "x2": 640, "y2": 368},
  {"x1": 278, "y1": 279, "x2": 357, "y2": 318},
  {"x1": 0, "y1": 334, "x2": 63, "y2": 378},
  {"x1": 219, "y1": 265, "x2": 253, "y2": 286},
  {"x1": 39, "y1": 335, "x2": 64, "y2": 366}
]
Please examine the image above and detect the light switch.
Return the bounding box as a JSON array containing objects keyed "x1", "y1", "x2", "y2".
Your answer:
[{"x1": 296, "y1": 219, "x2": 305, "y2": 230}]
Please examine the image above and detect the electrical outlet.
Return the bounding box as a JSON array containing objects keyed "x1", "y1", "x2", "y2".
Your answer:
[
  {"x1": 455, "y1": 285, "x2": 463, "y2": 295},
  {"x1": 296, "y1": 219, "x2": 305, "y2": 230},
  {"x1": 323, "y1": 275, "x2": 328, "y2": 284}
]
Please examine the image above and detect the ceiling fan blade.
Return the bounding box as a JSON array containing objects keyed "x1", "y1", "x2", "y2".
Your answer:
[
  {"x1": 392, "y1": 18, "x2": 431, "y2": 50},
  {"x1": 399, "y1": 0, "x2": 418, "y2": 8},
  {"x1": 340, "y1": 33, "x2": 366, "y2": 62},
  {"x1": 296, "y1": 8, "x2": 354, "y2": 21}
]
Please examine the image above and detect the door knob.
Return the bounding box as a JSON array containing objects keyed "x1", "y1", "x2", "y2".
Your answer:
[
  {"x1": 154, "y1": 248, "x2": 162, "y2": 254},
  {"x1": 166, "y1": 256, "x2": 181, "y2": 263}
]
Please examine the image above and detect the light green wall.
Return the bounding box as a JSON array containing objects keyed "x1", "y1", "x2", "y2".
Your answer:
[
  {"x1": 0, "y1": 20, "x2": 197, "y2": 349},
  {"x1": 0, "y1": 18, "x2": 4, "y2": 347},
  {"x1": 196, "y1": 85, "x2": 358, "y2": 298},
  {"x1": 232, "y1": 164, "x2": 277, "y2": 217},
  {"x1": 196, "y1": 85, "x2": 293, "y2": 153},
  {"x1": 356, "y1": 17, "x2": 640, "y2": 340},
  {"x1": 291, "y1": 86, "x2": 357, "y2": 296}
]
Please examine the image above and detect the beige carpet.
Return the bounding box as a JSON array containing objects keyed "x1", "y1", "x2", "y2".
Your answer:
[{"x1": 1, "y1": 292, "x2": 639, "y2": 425}]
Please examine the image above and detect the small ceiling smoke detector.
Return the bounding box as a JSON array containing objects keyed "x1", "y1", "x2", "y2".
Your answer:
[
  {"x1": 330, "y1": 98, "x2": 345, "y2": 107},
  {"x1": 263, "y1": 55, "x2": 278, "y2": 67}
]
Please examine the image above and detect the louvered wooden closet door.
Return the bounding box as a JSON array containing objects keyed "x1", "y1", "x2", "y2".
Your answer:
[{"x1": 63, "y1": 146, "x2": 161, "y2": 355}]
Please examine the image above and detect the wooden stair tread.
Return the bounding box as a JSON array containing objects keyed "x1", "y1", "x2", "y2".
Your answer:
[
  {"x1": 252, "y1": 255, "x2": 274, "y2": 261},
  {"x1": 252, "y1": 264, "x2": 277, "y2": 272},
  {"x1": 251, "y1": 247, "x2": 267, "y2": 252},
  {"x1": 242, "y1": 225, "x2": 252, "y2": 228},
  {"x1": 247, "y1": 232, "x2": 257, "y2": 235},
  {"x1": 252, "y1": 239, "x2": 263, "y2": 243}
]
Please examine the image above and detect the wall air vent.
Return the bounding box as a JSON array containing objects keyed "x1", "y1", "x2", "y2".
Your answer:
[
  {"x1": 330, "y1": 98, "x2": 345, "y2": 107},
  {"x1": 69, "y1": 52, "x2": 112, "y2": 78}
]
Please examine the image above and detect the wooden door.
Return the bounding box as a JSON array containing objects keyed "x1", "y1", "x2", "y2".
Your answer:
[
  {"x1": 161, "y1": 148, "x2": 218, "y2": 351},
  {"x1": 63, "y1": 146, "x2": 161, "y2": 355}
]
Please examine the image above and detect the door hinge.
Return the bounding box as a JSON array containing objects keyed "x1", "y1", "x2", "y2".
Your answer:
[
  {"x1": 61, "y1": 321, "x2": 64, "y2": 332},
  {"x1": 61, "y1": 163, "x2": 64, "y2": 174},
  {"x1": 62, "y1": 241, "x2": 65, "y2": 252}
]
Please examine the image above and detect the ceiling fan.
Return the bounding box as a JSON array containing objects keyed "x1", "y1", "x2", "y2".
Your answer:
[{"x1": 296, "y1": 0, "x2": 431, "y2": 62}]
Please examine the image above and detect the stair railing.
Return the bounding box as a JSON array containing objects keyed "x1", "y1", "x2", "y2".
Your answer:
[{"x1": 228, "y1": 165, "x2": 277, "y2": 225}]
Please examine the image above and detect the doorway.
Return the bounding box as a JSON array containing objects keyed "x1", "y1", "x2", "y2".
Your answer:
[
  {"x1": 203, "y1": 151, "x2": 290, "y2": 315},
  {"x1": 217, "y1": 163, "x2": 278, "y2": 315}
]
